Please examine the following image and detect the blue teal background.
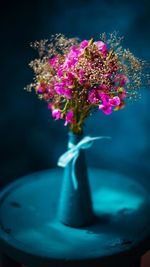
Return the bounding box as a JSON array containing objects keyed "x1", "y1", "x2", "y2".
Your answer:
[{"x1": 1, "y1": 0, "x2": 150, "y2": 187}]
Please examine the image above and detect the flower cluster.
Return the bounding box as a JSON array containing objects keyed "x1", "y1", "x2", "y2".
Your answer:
[{"x1": 25, "y1": 33, "x2": 149, "y2": 134}]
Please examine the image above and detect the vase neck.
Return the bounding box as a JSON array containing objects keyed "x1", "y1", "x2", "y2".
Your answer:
[{"x1": 68, "y1": 132, "x2": 83, "y2": 148}]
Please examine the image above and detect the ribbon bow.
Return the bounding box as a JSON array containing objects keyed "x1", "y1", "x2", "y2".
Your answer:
[{"x1": 57, "y1": 136, "x2": 111, "y2": 190}]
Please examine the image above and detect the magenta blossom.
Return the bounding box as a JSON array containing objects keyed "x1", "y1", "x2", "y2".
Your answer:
[
  {"x1": 52, "y1": 109, "x2": 61, "y2": 120},
  {"x1": 95, "y1": 41, "x2": 108, "y2": 56},
  {"x1": 109, "y1": 96, "x2": 120, "y2": 106},
  {"x1": 80, "y1": 40, "x2": 89, "y2": 49},
  {"x1": 99, "y1": 96, "x2": 120, "y2": 115},
  {"x1": 55, "y1": 85, "x2": 65, "y2": 95},
  {"x1": 64, "y1": 111, "x2": 74, "y2": 126},
  {"x1": 48, "y1": 56, "x2": 60, "y2": 70},
  {"x1": 55, "y1": 84, "x2": 72, "y2": 99},
  {"x1": 99, "y1": 92, "x2": 110, "y2": 104},
  {"x1": 63, "y1": 47, "x2": 80, "y2": 69},
  {"x1": 99, "y1": 104, "x2": 112, "y2": 115},
  {"x1": 63, "y1": 89, "x2": 72, "y2": 99}
]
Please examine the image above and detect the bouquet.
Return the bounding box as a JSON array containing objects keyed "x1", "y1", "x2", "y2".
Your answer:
[{"x1": 25, "y1": 32, "x2": 149, "y2": 134}]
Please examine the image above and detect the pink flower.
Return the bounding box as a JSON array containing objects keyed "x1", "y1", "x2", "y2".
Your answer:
[
  {"x1": 95, "y1": 41, "x2": 108, "y2": 56},
  {"x1": 99, "y1": 96, "x2": 120, "y2": 115},
  {"x1": 55, "y1": 85, "x2": 65, "y2": 95},
  {"x1": 80, "y1": 40, "x2": 89, "y2": 49},
  {"x1": 64, "y1": 47, "x2": 80, "y2": 68},
  {"x1": 49, "y1": 56, "x2": 59, "y2": 69},
  {"x1": 64, "y1": 111, "x2": 74, "y2": 126},
  {"x1": 52, "y1": 109, "x2": 61, "y2": 120},
  {"x1": 63, "y1": 58, "x2": 73, "y2": 69},
  {"x1": 63, "y1": 89, "x2": 72, "y2": 99},
  {"x1": 54, "y1": 84, "x2": 71, "y2": 99},
  {"x1": 65, "y1": 72, "x2": 75, "y2": 86},
  {"x1": 109, "y1": 96, "x2": 120, "y2": 106},
  {"x1": 57, "y1": 68, "x2": 64, "y2": 77},
  {"x1": 99, "y1": 92, "x2": 110, "y2": 104},
  {"x1": 99, "y1": 104, "x2": 112, "y2": 115}
]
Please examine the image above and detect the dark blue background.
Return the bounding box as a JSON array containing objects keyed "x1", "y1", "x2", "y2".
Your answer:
[{"x1": 1, "y1": 0, "x2": 150, "y2": 187}]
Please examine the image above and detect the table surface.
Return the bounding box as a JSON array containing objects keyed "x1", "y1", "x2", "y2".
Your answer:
[{"x1": 0, "y1": 168, "x2": 150, "y2": 267}]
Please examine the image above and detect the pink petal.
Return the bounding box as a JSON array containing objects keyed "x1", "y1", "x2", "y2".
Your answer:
[
  {"x1": 80, "y1": 40, "x2": 89, "y2": 49},
  {"x1": 99, "y1": 104, "x2": 112, "y2": 115},
  {"x1": 52, "y1": 109, "x2": 61, "y2": 120},
  {"x1": 95, "y1": 41, "x2": 108, "y2": 55},
  {"x1": 64, "y1": 110, "x2": 74, "y2": 125},
  {"x1": 109, "y1": 96, "x2": 121, "y2": 106}
]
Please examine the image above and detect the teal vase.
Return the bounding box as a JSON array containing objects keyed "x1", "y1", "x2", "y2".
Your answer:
[{"x1": 58, "y1": 131, "x2": 95, "y2": 227}]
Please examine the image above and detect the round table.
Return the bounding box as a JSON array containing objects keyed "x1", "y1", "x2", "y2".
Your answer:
[{"x1": 0, "y1": 168, "x2": 150, "y2": 267}]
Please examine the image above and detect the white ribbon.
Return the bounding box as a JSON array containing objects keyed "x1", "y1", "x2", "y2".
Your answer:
[{"x1": 57, "y1": 136, "x2": 111, "y2": 190}]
